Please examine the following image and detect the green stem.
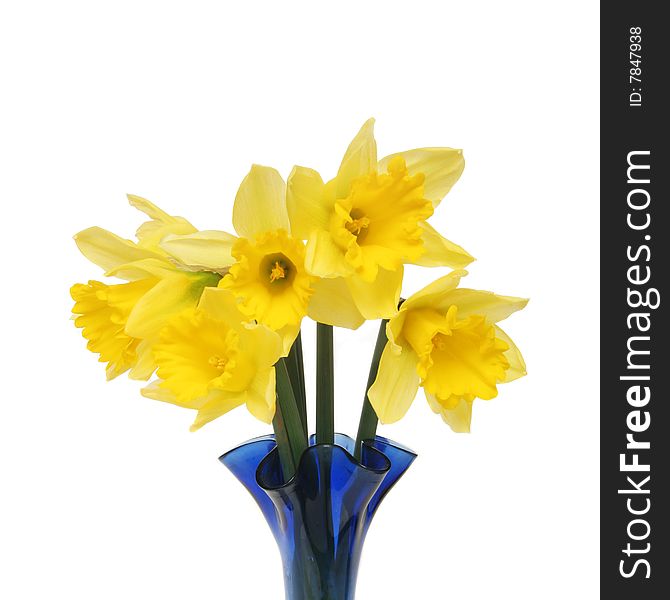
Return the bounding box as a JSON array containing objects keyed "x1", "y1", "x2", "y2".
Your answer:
[
  {"x1": 316, "y1": 323, "x2": 334, "y2": 445},
  {"x1": 354, "y1": 319, "x2": 389, "y2": 460},
  {"x1": 286, "y1": 332, "x2": 308, "y2": 437},
  {"x1": 272, "y1": 407, "x2": 294, "y2": 481},
  {"x1": 274, "y1": 358, "x2": 308, "y2": 479}
]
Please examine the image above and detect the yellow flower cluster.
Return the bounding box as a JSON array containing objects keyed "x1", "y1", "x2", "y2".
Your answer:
[{"x1": 71, "y1": 119, "x2": 526, "y2": 433}]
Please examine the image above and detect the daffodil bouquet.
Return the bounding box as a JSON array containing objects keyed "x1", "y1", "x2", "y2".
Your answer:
[{"x1": 71, "y1": 120, "x2": 527, "y2": 600}]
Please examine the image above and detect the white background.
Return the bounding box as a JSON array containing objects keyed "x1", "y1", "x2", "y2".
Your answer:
[{"x1": 0, "y1": 1, "x2": 599, "y2": 598}]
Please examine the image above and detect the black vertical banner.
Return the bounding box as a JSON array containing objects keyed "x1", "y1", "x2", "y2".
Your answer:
[{"x1": 601, "y1": 3, "x2": 669, "y2": 597}]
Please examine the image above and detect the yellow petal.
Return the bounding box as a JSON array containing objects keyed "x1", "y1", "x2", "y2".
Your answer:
[
  {"x1": 386, "y1": 311, "x2": 408, "y2": 353},
  {"x1": 495, "y1": 325, "x2": 527, "y2": 382},
  {"x1": 305, "y1": 229, "x2": 353, "y2": 278},
  {"x1": 105, "y1": 257, "x2": 177, "y2": 280},
  {"x1": 400, "y1": 270, "x2": 467, "y2": 313},
  {"x1": 336, "y1": 118, "x2": 377, "y2": 197},
  {"x1": 127, "y1": 195, "x2": 198, "y2": 250},
  {"x1": 244, "y1": 367, "x2": 276, "y2": 424},
  {"x1": 196, "y1": 286, "x2": 246, "y2": 327},
  {"x1": 233, "y1": 165, "x2": 289, "y2": 238},
  {"x1": 346, "y1": 267, "x2": 403, "y2": 320},
  {"x1": 275, "y1": 323, "x2": 301, "y2": 357},
  {"x1": 378, "y1": 147, "x2": 465, "y2": 207},
  {"x1": 74, "y1": 227, "x2": 159, "y2": 278},
  {"x1": 160, "y1": 230, "x2": 237, "y2": 271},
  {"x1": 307, "y1": 276, "x2": 366, "y2": 330},
  {"x1": 368, "y1": 343, "x2": 421, "y2": 424},
  {"x1": 240, "y1": 323, "x2": 284, "y2": 369},
  {"x1": 190, "y1": 390, "x2": 247, "y2": 431},
  {"x1": 128, "y1": 339, "x2": 157, "y2": 381},
  {"x1": 401, "y1": 307, "x2": 452, "y2": 368},
  {"x1": 199, "y1": 287, "x2": 284, "y2": 363},
  {"x1": 412, "y1": 223, "x2": 474, "y2": 269},
  {"x1": 141, "y1": 379, "x2": 203, "y2": 409},
  {"x1": 286, "y1": 166, "x2": 332, "y2": 239},
  {"x1": 128, "y1": 194, "x2": 186, "y2": 223},
  {"x1": 426, "y1": 392, "x2": 473, "y2": 433},
  {"x1": 438, "y1": 289, "x2": 529, "y2": 324},
  {"x1": 125, "y1": 272, "x2": 217, "y2": 338}
]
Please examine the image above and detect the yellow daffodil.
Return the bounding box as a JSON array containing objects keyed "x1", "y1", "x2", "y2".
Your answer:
[
  {"x1": 142, "y1": 287, "x2": 283, "y2": 430},
  {"x1": 71, "y1": 196, "x2": 228, "y2": 380},
  {"x1": 287, "y1": 119, "x2": 474, "y2": 323},
  {"x1": 368, "y1": 270, "x2": 527, "y2": 433},
  {"x1": 218, "y1": 165, "x2": 315, "y2": 349},
  {"x1": 71, "y1": 279, "x2": 158, "y2": 380}
]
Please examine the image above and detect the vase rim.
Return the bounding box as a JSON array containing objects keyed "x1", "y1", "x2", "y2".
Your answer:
[
  {"x1": 262, "y1": 436, "x2": 393, "y2": 492},
  {"x1": 218, "y1": 433, "x2": 276, "y2": 465},
  {"x1": 220, "y1": 433, "x2": 417, "y2": 493}
]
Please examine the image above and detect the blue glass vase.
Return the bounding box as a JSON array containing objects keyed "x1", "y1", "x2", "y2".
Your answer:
[{"x1": 220, "y1": 433, "x2": 416, "y2": 600}]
